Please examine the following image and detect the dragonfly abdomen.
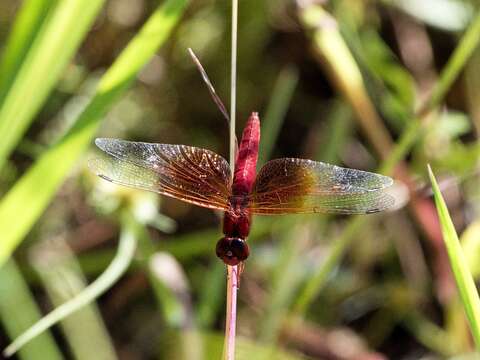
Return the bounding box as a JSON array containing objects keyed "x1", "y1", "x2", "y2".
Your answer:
[{"x1": 232, "y1": 112, "x2": 260, "y2": 196}]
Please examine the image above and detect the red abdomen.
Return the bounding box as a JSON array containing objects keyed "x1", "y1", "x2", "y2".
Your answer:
[
  {"x1": 232, "y1": 112, "x2": 260, "y2": 195},
  {"x1": 223, "y1": 112, "x2": 260, "y2": 239}
]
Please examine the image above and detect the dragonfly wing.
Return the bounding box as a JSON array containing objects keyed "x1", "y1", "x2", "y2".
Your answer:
[
  {"x1": 90, "y1": 138, "x2": 232, "y2": 211},
  {"x1": 249, "y1": 158, "x2": 394, "y2": 215}
]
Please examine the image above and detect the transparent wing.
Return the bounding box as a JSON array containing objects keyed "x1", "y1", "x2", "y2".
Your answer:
[
  {"x1": 90, "y1": 138, "x2": 232, "y2": 210},
  {"x1": 249, "y1": 158, "x2": 394, "y2": 215}
]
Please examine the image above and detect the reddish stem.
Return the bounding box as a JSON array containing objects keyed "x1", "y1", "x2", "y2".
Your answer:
[{"x1": 223, "y1": 265, "x2": 238, "y2": 360}]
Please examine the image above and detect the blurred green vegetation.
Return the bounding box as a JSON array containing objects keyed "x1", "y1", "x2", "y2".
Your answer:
[{"x1": 1, "y1": 0, "x2": 480, "y2": 359}]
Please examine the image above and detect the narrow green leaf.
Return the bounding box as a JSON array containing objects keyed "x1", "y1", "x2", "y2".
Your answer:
[
  {"x1": 257, "y1": 66, "x2": 298, "y2": 166},
  {"x1": 32, "y1": 239, "x2": 116, "y2": 360},
  {"x1": 0, "y1": 0, "x2": 106, "y2": 170},
  {"x1": 0, "y1": 260, "x2": 63, "y2": 360},
  {"x1": 196, "y1": 262, "x2": 226, "y2": 328},
  {"x1": 315, "y1": 100, "x2": 352, "y2": 163},
  {"x1": 461, "y1": 220, "x2": 480, "y2": 278},
  {"x1": 428, "y1": 165, "x2": 480, "y2": 349},
  {"x1": 403, "y1": 310, "x2": 459, "y2": 355},
  {"x1": 259, "y1": 219, "x2": 307, "y2": 344},
  {"x1": 292, "y1": 215, "x2": 365, "y2": 315},
  {"x1": 135, "y1": 219, "x2": 191, "y2": 328},
  {"x1": 0, "y1": 0, "x2": 58, "y2": 103},
  {"x1": 3, "y1": 211, "x2": 138, "y2": 357},
  {"x1": 418, "y1": 10, "x2": 480, "y2": 116},
  {"x1": 0, "y1": 0, "x2": 189, "y2": 267}
]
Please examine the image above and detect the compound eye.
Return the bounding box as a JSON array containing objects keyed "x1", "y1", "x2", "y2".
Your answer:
[
  {"x1": 216, "y1": 237, "x2": 240, "y2": 266},
  {"x1": 215, "y1": 237, "x2": 250, "y2": 265},
  {"x1": 216, "y1": 237, "x2": 230, "y2": 259},
  {"x1": 230, "y1": 238, "x2": 249, "y2": 261}
]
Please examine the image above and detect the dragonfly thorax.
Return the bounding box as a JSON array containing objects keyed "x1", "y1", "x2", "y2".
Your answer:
[
  {"x1": 224, "y1": 196, "x2": 251, "y2": 238},
  {"x1": 227, "y1": 195, "x2": 249, "y2": 216}
]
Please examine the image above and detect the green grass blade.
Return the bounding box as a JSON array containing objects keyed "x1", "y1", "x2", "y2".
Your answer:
[
  {"x1": 315, "y1": 100, "x2": 352, "y2": 163},
  {"x1": 292, "y1": 216, "x2": 365, "y2": 315},
  {"x1": 0, "y1": 0, "x2": 58, "y2": 102},
  {"x1": 196, "y1": 262, "x2": 226, "y2": 328},
  {"x1": 428, "y1": 165, "x2": 480, "y2": 349},
  {"x1": 3, "y1": 211, "x2": 138, "y2": 357},
  {"x1": 134, "y1": 219, "x2": 191, "y2": 328},
  {"x1": 419, "y1": 10, "x2": 480, "y2": 116},
  {"x1": 403, "y1": 310, "x2": 459, "y2": 355},
  {"x1": 461, "y1": 220, "x2": 480, "y2": 278},
  {"x1": 257, "y1": 66, "x2": 298, "y2": 166},
  {"x1": 0, "y1": 0, "x2": 189, "y2": 267},
  {"x1": 0, "y1": 259, "x2": 63, "y2": 360},
  {"x1": 32, "y1": 239, "x2": 116, "y2": 360},
  {"x1": 259, "y1": 219, "x2": 306, "y2": 344},
  {"x1": 0, "y1": 0, "x2": 106, "y2": 170}
]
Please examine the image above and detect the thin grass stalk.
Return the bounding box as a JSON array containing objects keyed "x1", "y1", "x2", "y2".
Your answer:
[
  {"x1": 417, "y1": 10, "x2": 480, "y2": 117},
  {"x1": 3, "y1": 211, "x2": 137, "y2": 357},
  {"x1": 258, "y1": 66, "x2": 299, "y2": 166},
  {"x1": 403, "y1": 310, "x2": 459, "y2": 355},
  {"x1": 135, "y1": 222, "x2": 192, "y2": 329},
  {"x1": 292, "y1": 216, "x2": 364, "y2": 315},
  {"x1": 0, "y1": 259, "x2": 63, "y2": 360},
  {"x1": 31, "y1": 239, "x2": 116, "y2": 360},
  {"x1": 259, "y1": 219, "x2": 308, "y2": 345},
  {"x1": 224, "y1": 0, "x2": 239, "y2": 359},
  {"x1": 196, "y1": 262, "x2": 226, "y2": 328},
  {"x1": 224, "y1": 265, "x2": 238, "y2": 360},
  {"x1": 229, "y1": 0, "x2": 238, "y2": 170}
]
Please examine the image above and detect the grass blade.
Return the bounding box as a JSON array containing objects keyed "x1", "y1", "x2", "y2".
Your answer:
[
  {"x1": 196, "y1": 262, "x2": 226, "y2": 328},
  {"x1": 418, "y1": 10, "x2": 480, "y2": 117},
  {"x1": 3, "y1": 211, "x2": 138, "y2": 357},
  {"x1": 259, "y1": 219, "x2": 307, "y2": 344},
  {"x1": 0, "y1": 0, "x2": 189, "y2": 267},
  {"x1": 257, "y1": 66, "x2": 299, "y2": 166},
  {"x1": 299, "y1": 4, "x2": 392, "y2": 160},
  {"x1": 428, "y1": 165, "x2": 480, "y2": 349},
  {"x1": 135, "y1": 219, "x2": 192, "y2": 329},
  {"x1": 0, "y1": 259, "x2": 63, "y2": 360},
  {"x1": 461, "y1": 220, "x2": 480, "y2": 279},
  {"x1": 0, "y1": 0, "x2": 106, "y2": 169},
  {"x1": 31, "y1": 239, "x2": 116, "y2": 360},
  {"x1": 0, "y1": 0, "x2": 58, "y2": 102},
  {"x1": 224, "y1": 0, "x2": 239, "y2": 358},
  {"x1": 292, "y1": 216, "x2": 365, "y2": 315}
]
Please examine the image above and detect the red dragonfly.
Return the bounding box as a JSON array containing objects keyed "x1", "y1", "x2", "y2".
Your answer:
[{"x1": 90, "y1": 112, "x2": 394, "y2": 267}]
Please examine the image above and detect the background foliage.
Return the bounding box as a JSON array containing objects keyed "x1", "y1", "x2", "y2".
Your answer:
[{"x1": 1, "y1": 0, "x2": 480, "y2": 359}]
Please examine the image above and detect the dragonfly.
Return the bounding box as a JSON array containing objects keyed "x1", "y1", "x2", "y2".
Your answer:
[{"x1": 90, "y1": 111, "x2": 395, "y2": 268}]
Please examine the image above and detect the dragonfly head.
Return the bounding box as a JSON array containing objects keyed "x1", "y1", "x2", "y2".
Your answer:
[{"x1": 216, "y1": 237, "x2": 249, "y2": 266}]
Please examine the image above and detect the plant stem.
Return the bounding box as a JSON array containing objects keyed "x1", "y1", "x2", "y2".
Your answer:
[
  {"x1": 225, "y1": 0, "x2": 239, "y2": 358},
  {"x1": 3, "y1": 211, "x2": 137, "y2": 357},
  {"x1": 0, "y1": 259, "x2": 63, "y2": 360},
  {"x1": 224, "y1": 265, "x2": 238, "y2": 360},
  {"x1": 229, "y1": 0, "x2": 238, "y2": 171},
  {"x1": 417, "y1": 10, "x2": 480, "y2": 117}
]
